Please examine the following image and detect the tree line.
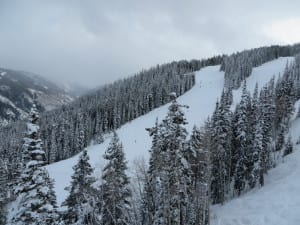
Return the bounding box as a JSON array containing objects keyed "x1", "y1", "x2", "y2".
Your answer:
[{"x1": 221, "y1": 43, "x2": 300, "y2": 89}]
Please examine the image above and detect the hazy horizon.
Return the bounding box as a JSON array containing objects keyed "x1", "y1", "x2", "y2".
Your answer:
[{"x1": 1, "y1": 0, "x2": 300, "y2": 88}]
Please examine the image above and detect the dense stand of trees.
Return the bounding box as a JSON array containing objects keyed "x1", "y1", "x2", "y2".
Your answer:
[
  {"x1": 0, "y1": 159, "x2": 8, "y2": 225},
  {"x1": 0, "y1": 57, "x2": 223, "y2": 174},
  {"x1": 209, "y1": 54, "x2": 300, "y2": 204},
  {"x1": 40, "y1": 62, "x2": 197, "y2": 163}
]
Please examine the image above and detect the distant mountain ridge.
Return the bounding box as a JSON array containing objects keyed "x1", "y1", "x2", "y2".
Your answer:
[{"x1": 0, "y1": 68, "x2": 73, "y2": 126}]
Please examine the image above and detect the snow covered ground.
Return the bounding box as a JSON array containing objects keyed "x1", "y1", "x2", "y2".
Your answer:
[{"x1": 47, "y1": 57, "x2": 295, "y2": 222}]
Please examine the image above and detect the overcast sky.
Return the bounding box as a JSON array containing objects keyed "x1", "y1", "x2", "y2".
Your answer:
[{"x1": 0, "y1": 0, "x2": 300, "y2": 88}]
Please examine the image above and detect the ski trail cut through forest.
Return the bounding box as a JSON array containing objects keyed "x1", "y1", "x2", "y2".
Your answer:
[{"x1": 47, "y1": 57, "x2": 292, "y2": 210}]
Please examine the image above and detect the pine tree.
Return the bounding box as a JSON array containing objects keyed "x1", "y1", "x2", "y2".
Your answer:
[
  {"x1": 210, "y1": 101, "x2": 223, "y2": 203},
  {"x1": 260, "y1": 85, "x2": 275, "y2": 173},
  {"x1": 77, "y1": 113, "x2": 85, "y2": 152},
  {"x1": 0, "y1": 159, "x2": 8, "y2": 225},
  {"x1": 210, "y1": 92, "x2": 232, "y2": 204},
  {"x1": 283, "y1": 135, "x2": 293, "y2": 157},
  {"x1": 250, "y1": 83, "x2": 260, "y2": 147},
  {"x1": 0, "y1": 203, "x2": 5, "y2": 225},
  {"x1": 100, "y1": 132, "x2": 132, "y2": 225},
  {"x1": 275, "y1": 124, "x2": 285, "y2": 152},
  {"x1": 189, "y1": 125, "x2": 210, "y2": 225},
  {"x1": 233, "y1": 83, "x2": 251, "y2": 196},
  {"x1": 141, "y1": 119, "x2": 160, "y2": 225},
  {"x1": 148, "y1": 94, "x2": 193, "y2": 225},
  {"x1": 49, "y1": 125, "x2": 58, "y2": 163},
  {"x1": 10, "y1": 104, "x2": 58, "y2": 225},
  {"x1": 63, "y1": 148, "x2": 97, "y2": 225},
  {"x1": 251, "y1": 120, "x2": 264, "y2": 188},
  {"x1": 275, "y1": 70, "x2": 295, "y2": 127}
]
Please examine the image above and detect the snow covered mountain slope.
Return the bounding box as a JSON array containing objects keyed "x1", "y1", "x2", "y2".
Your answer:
[
  {"x1": 0, "y1": 68, "x2": 73, "y2": 126},
  {"x1": 46, "y1": 57, "x2": 293, "y2": 208},
  {"x1": 47, "y1": 64, "x2": 224, "y2": 205}
]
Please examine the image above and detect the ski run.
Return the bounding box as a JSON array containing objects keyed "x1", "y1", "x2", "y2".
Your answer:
[{"x1": 44, "y1": 57, "x2": 300, "y2": 225}]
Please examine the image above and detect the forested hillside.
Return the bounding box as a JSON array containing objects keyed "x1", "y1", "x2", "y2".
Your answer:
[
  {"x1": 42, "y1": 55, "x2": 300, "y2": 225},
  {"x1": 0, "y1": 56, "x2": 223, "y2": 167},
  {"x1": 1, "y1": 44, "x2": 300, "y2": 225}
]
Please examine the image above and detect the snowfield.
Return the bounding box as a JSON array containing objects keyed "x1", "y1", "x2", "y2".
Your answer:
[{"x1": 47, "y1": 57, "x2": 298, "y2": 224}]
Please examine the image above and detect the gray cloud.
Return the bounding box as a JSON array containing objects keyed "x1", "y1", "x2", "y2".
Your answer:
[{"x1": 0, "y1": 0, "x2": 299, "y2": 87}]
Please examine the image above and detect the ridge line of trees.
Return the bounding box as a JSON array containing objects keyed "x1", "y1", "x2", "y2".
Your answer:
[{"x1": 221, "y1": 43, "x2": 300, "y2": 89}]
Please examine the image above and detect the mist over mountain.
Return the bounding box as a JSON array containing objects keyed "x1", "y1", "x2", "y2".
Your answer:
[{"x1": 0, "y1": 68, "x2": 73, "y2": 126}]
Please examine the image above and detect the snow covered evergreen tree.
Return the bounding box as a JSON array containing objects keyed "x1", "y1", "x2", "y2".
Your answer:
[
  {"x1": 189, "y1": 125, "x2": 210, "y2": 225},
  {"x1": 210, "y1": 90, "x2": 232, "y2": 204},
  {"x1": 283, "y1": 135, "x2": 293, "y2": 157},
  {"x1": 145, "y1": 94, "x2": 193, "y2": 225},
  {"x1": 140, "y1": 119, "x2": 160, "y2": 225},
  {"x1": 0, "y1": 203, "x2": 5, "y2": 225},
  {"x1": 49, "y1": 125, "x2": 58, "y2": 163},
  {"x1": 232, "y1": 83, "x2": 252, "y2": 196},
  {"x1": 62, "y1": 148, "x2": 98, "y2": 225},
  {"x1": 275, "y1": 67, "x2": 295, "y2": 127},
  {"x1": 275, "y1": 124, "x2": 286, "y2": 152},
  {"x1": 10, "y1": 104, "x2": 58, "y2": 225},
  {"x1": 0, "y1": 159, "x2": 8, "y2": 225},
  {"x1": 260, "y1": 84, "x2": 275, "y2": 173},
  {"x1": 251, "y1": 120, "x2": 264, "y2": 187},
  {"x1": 100, "y1": 132, "x2": 132, "y2": 225}
]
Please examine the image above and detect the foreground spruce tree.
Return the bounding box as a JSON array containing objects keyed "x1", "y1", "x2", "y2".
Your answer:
[
  {"x1": 0, "y1": 203, "x2": 5, "y2": 225},
  {"x1": 140, "y1": 120, "x2": 160, "y2": 225},
  {"x1": 100, "y1": 132, "x2": 132, "y2": 225},
  {"x1": 251, "y1": 120, "x2": 264, "y2": 187},
  {"x1": 232, "y1": 83, "x2": 252, "y2": 196},
  {"x1": 0, "y1": 159, "x2": 8, "y2": 225},
  {"x1": 63, "y1": 148, "x2": 97, "y2": 225},
  {"x1": 10, "y1": 104, "x2": 58, "y2": 225},
  {"x1": 210, "y1": 93, "x2": 232, "y2": 204},
  {"x1": 143, "y1": 94, "x2": 193, "y2": 225},
  {"x1": 189, "y1": 125, "x2": 211, "y2": 225},
  {"x1": 283, "y1": 135, "x2": 293, "y2": 157}
]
